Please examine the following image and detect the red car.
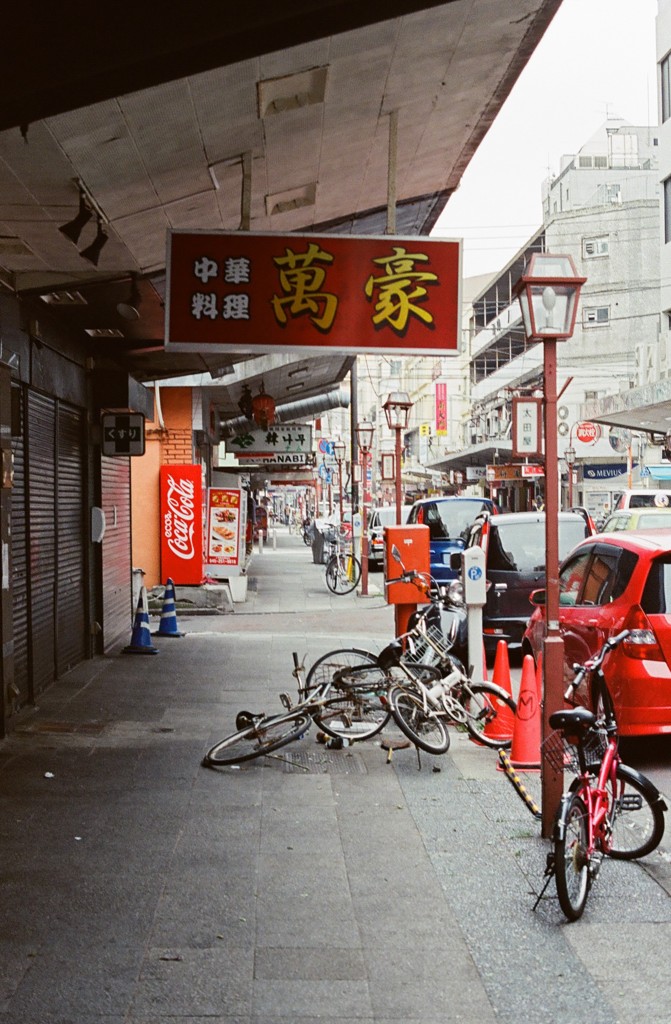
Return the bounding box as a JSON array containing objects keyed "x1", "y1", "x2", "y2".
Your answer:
[{"x1": 522, "y1": 529, "x2": 671, "y2": 736}]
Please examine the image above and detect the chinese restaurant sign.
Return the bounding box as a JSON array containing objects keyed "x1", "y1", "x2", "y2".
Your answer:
[
  {"x1": 166, "y1": 230, "x2": 461, "y2": 355},
  {"x1": 160, "y1": 464, "x2": 203, "y2": 585}
]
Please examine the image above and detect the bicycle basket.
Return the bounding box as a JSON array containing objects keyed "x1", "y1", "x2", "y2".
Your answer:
[
  {"x1": 541, "y1": 728, "x2": 608, "y2": 775},
  {"x1": 401, "y1": 623, "x2": 450, "y2": 667}
]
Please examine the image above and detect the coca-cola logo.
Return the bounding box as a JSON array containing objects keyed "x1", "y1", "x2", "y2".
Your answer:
[{"x1": 165, "y1": 473, "x2": 196, "y2": 560}]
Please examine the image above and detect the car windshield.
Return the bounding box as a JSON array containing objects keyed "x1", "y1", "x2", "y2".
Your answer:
[
  {"x1": 488, "y1": 519, "x2": 587, "y2": 573},
  {"x1": 428, "y1": 501, "x2": 490, "y2": 540}
]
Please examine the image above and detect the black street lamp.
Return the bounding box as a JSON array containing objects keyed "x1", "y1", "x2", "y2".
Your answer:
[
  {"x1": 514, "y1": 253, "x2": 586, "y2": 837},
  {"x1": 383, "y1": 391, "x2": 413, "y2": 524}
]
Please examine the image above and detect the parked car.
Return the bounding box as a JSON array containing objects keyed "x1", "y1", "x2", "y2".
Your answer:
[
  {"x1": 522, "y1": 530, "x2": 671, "y2": 736},
  {"x1": 406, "y1": 495, "x2": 499, "y2": 584},
  {"x1": 465, "y1": 510, "x2": 595, "y2": 655},
  {"x1": 599, "y1": 508, "x2": 671, "y2": 532},
  {"x1": 367, "y1": 505, "x2": 411, "y2": 570}
]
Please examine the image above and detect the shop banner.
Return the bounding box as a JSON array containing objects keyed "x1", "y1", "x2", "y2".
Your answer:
[
  {"x1": 166, "y1": 230, "x2": 461, "y2": 355},
  {"x1": 435, "y1": 382, "x2": 448, "y2": 435},
  {"x1": 228, "y1": 423, "x2": 313, "y2": 456},
  {"x1": 160, "y1": 464, "x2": 203, "y2": 584},
  {"x1": 205, "y1": 487, "x2": 243, "y2": 569}
]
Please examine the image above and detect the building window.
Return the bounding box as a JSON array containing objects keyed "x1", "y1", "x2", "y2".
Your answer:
[
  {"x1": 662, "y1": 52, "x2": 671, "y2": 123},
  {"x1": 583, "y1": 306, "x2": 610, "y2": 327},
  {"x1": 582, "y1": 236, "x2": 609, "y2": 259}
]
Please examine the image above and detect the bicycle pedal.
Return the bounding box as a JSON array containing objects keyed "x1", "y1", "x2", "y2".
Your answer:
[
  {"x1": 279, "y1": 692, "x2": 293, "y2": 710},
  {"x1": 619, "y1": 794, "x2": 643, "y2": 811}
]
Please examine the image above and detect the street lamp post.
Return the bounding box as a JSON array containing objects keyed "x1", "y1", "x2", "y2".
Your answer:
[
  {"x1": 356, "y1": 420, "x2": 375, "y2": 597},
  {"x1": 383, "y1": 391, "x2": 413, "y2": 524},
  {"x1": 333, "y1": 438, "x2": 346, "y2": 517},
  {"x1": 564, "y1": 445, "x2": 576, "y2": 507},
  {"x1": 514, "y1": 253, "x2": 586, "y2": 838}
]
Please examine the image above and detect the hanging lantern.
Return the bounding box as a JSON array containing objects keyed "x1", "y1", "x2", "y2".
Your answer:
[{"x1": 251, "y1": 383, "x2": 276, "y2": 430}]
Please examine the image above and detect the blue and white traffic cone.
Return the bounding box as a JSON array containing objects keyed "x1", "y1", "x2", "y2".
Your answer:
[
  {"x1": 123, "y1": 587, "x2": 159, "y2": 655},
  {"x1": 154, "y1": 578, "x2": 184, "y2": 638}
]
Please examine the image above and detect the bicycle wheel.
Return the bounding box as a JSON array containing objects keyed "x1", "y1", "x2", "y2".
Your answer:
[
  {"x1": 554, "y1": 791, "x2": 591, "y2": 921},
  {"x1": 306, "y1": 648, "x2": 391, "y2": 741},
  {"x1": 202, "y1": 712, "x2": 311, "y2": 767},
  {"x1": 458, "y1": 682, "x2": 517, "y2": 749},
  {"x1": 387, "y1": 684, "x2": 450, "y2": 755},
  {"x1": 325, "y1": 553, "x2": 361, "y2": 595},
  {"x1": 607, "y1": 763, "x2": 666, "y2": 860}
]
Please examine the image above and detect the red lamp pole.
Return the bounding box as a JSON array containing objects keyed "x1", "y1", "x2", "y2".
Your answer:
[
  {"x1": 514, "y1": 254, "x2": 586, "y2": 838},
  {"x1": 356, "y1": 421, "x2": 374, "y2": 597}
]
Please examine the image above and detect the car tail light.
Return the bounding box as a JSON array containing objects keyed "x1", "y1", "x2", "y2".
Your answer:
[{"x1": 621, "y1": 606, "x2": 664, "y2": 661}]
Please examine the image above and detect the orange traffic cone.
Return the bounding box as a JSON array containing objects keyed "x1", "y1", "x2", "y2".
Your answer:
[
  {"x1": 491, "y1": 640, "x2": 511, "y2": 693},
  {"x1": 123, "y1": 588, "x2": 159, "y2": 655},
  {"x1": 508, "y1": 654, "x2": 541, "y2": 770},
  {"x1": 482, "y1": 640, "x2": 515, "y2": 745}
]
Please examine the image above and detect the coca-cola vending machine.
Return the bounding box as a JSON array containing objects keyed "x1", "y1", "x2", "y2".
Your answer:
[{"x1": 160, "y1": 464, "x2": 203, "y2": 584}]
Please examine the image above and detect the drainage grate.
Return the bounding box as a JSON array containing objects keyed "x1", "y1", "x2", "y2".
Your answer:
[{"x1": 281, "y1": 750, "x2": 367, "y2": 774}]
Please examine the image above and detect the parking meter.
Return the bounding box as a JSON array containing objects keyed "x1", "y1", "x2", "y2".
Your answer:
[
  {"x1": 458, "y1": 545, "x2": 487, "y2": 680},
  {"x1": 462, "y1": 545, "x2": 486, "y2": 606}
]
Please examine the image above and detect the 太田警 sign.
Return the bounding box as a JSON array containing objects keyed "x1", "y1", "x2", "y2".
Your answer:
[{"x1": 166, "y1": 231, "x2": 461, "y2": 355}]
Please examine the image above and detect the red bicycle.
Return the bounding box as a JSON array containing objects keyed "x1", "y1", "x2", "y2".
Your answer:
[{"x1": 542, "y1": 630, "x2": 667, "y2": 920}]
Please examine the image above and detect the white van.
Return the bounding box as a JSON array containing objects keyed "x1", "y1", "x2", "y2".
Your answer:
[
  {"x1": 367, "y1": 505, "x2": 411, "y2": 569},
  {"x1": 612, "y1": 489, "x2": 671, "y2": 511}
]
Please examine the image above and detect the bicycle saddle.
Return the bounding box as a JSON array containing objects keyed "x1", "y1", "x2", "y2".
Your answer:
[{"x1": 548, "y1": 706, "x2": 596, "y2": 734}]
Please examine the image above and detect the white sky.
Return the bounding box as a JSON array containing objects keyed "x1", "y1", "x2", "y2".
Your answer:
[{"x1": 433, "y1": 0, "x2": 659, "y2": 279}]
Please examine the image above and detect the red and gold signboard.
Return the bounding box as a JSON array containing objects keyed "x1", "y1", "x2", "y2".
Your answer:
[
  {"x1": 160, "y1": 464, "x2": 203, "y2": 584},
  {"x1": 166, "y1": 230, "x2": 461, "y2": 355}
]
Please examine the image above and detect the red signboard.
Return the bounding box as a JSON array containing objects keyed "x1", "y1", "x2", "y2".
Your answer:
[
  {"x1": 166, "y1": 230, "x2": 461, "y2": 355},
  {"x1": 435, "y1": 382, "x2": 448, "y2": 435},
  {"x1": 575, "y1": 421, "x2": 601, "y2": 444},
  {"x1": 160, "y1": 464, "x2": 203, "y2": 584}
]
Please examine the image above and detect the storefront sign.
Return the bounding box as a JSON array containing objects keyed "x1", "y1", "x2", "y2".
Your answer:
[
  {"x1": 512, "y1": 398, "x2": 542, "y2": 458},
  {"x1": 576, "y1": 421, "x2": 601, "y2": 445},
  {"x1": 236, "y1": 452, "x2": 314, "y2": 466},
  {"x1": 166, "y1": 230, "x2": 461, "y2": 355},
  {"x1": 228, "y1": 423, "x2": 313, "y2": 456},
  {"x1": 435, "y1": 382, "x2": 448, "y2": 436},
  {"x1": 205, "y1": 487, "x2": 243, "y2": 568},
  {"x1": 583, "y1": 463, "x2": 628, "y2": 479},
  {"x1": 486, "y1": 463, "x2": 526, "y2": 482},
  {"x1": 160, "y1": 465, "x2": 203, "y2": 584},
  {"x1": 521, "y1": 464, "x2": 544, "y2": 477},
  {"x1": 102, "y1": 413, "x2": 145, "y2": 456}
]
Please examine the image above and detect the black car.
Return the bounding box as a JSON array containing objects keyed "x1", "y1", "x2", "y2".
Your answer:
[{"x1": 465, "y1": 510, "x2": 595, "y2": 655}]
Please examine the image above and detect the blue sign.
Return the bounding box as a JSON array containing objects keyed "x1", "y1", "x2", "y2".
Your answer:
[
  {"x1": 467, "y1": 566, "x2": 483, "y2": 581},
  {"x1": 583, "y1": 463, "x2": 629, "y2": 480}
]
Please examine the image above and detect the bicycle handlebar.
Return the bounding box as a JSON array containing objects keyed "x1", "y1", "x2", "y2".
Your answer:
[{"x1": 563, "y1": 629, "x2": 630, "y2": 701}]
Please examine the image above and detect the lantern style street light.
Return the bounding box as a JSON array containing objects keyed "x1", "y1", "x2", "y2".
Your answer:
[
  {"x1": 356, "y1": 420, "x2": 375, "y2": 596},
  {"x1": 333, "y1": 438, "x2": 346, "y2": 516},
  {"x1": 514, "y1": 253, "x2": 586, "y2": 838},
  {"x1": 564, "y1": 445, "x2": 576, "y2": 507},
  {"x1": 383, "y1": 392, "x2": 413, "y2": 523}
]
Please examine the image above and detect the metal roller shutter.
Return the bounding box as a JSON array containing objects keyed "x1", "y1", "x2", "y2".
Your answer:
[
  {"x1": 100, "y1": 455, "x2": 132, "y2": 651},
  {"x1": 56, "y1": 405, "x2": 87, "y2": 674},
  {"x1": 10, "y1": 384, "x2": 29, "y2": 708},
  {"x1": 27, "y1": 391, "x2": 56, "y2": 696}
]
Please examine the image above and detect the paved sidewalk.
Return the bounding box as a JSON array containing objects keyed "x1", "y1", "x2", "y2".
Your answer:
[{"x1": 1, "y1": 527, "x2": 671, "y2": 1023}]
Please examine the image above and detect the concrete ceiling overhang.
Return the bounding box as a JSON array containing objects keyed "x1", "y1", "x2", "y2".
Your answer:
[
  {"x1": 429, "y1": 439, "x2": 513, "y2": 473},
  {"x1": 0, "y1": 0, "x2": 564, "y2": 416}
]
